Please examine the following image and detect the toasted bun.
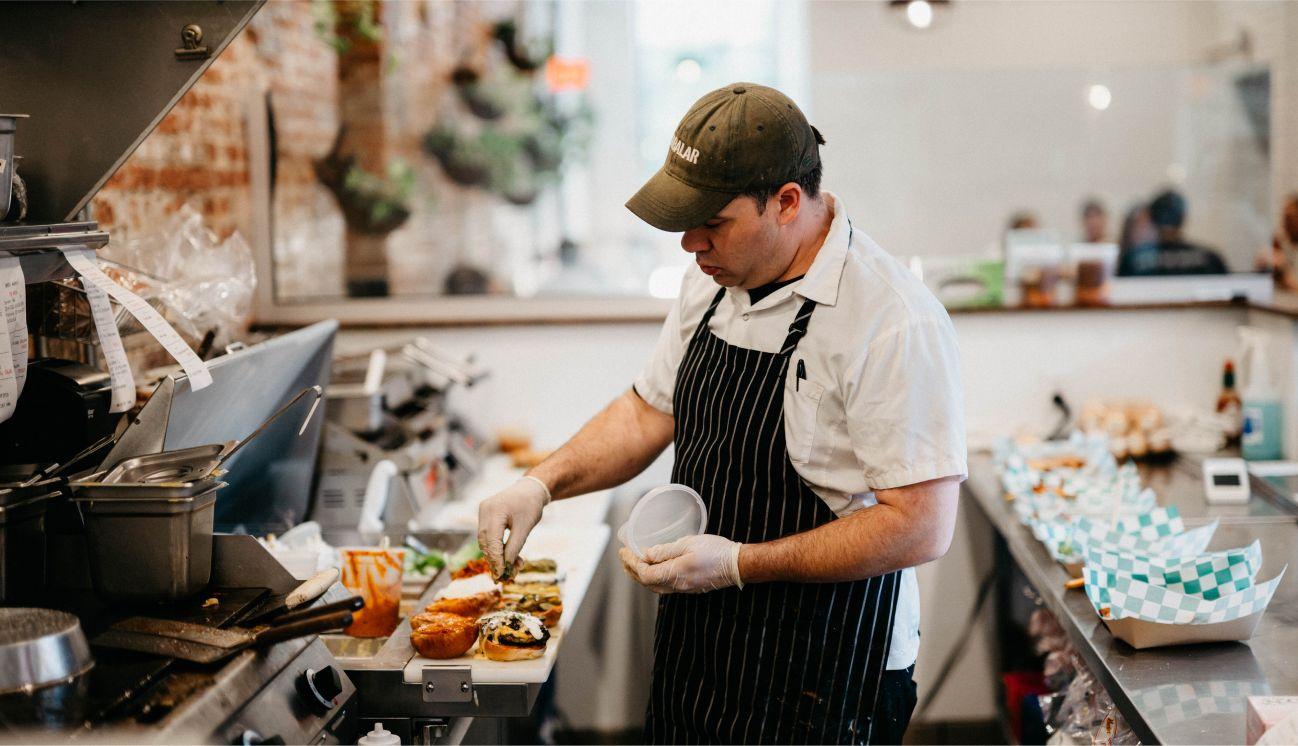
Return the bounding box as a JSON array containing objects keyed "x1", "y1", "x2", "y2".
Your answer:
[
  {"x1": 426, "y1": 591, "x2": 500, "y2": 618},
  {"x1": 410, "y1": 613, "x2": 480, "y2": 659},
  {"x1": 481, "y1": 636, "x2": 545, "y2": 661}
]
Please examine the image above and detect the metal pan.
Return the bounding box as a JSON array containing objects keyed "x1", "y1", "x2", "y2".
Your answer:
[
  {"x1": 92, "y1": 606, "x2": 355, "y2": 664},
  {"x1": 100, "y1": 443, "x2": 230, "y2": 485},
  {"x1": 70, "y1": 472, "x2": 223, "y2": 499}
]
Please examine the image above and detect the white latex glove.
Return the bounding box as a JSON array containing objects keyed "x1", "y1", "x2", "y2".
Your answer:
[
  {"x1": 618, "y1": 534, "x2": 743, "y2": 594},
  {"x1": 477, "y1": 475, "x2": 551, "y2": 578}
]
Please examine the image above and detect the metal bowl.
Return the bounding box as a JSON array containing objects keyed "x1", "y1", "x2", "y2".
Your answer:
[{"x1": 0, "y1": 608, "x2": 94, "y2": 728}]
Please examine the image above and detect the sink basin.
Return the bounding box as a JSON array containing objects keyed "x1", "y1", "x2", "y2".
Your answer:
[{"x1": 321, "y1": 633, "x2": 389, "y2": 660}]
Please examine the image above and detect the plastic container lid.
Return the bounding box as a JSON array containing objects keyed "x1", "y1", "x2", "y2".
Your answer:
[
  {"x1": 358, "y1": 722, "x2": 401, "y2": 745},
  {"x1": 620, "y1": 483, "x2": 707, "y2": 560}
]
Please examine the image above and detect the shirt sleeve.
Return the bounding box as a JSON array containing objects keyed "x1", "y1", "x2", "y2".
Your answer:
[
  {"x1": 842, "y1": 316, "x2": 968, "y2": 490},
  {"x1": 633, "y1": 270, "x2": 706, "y2": 415}
]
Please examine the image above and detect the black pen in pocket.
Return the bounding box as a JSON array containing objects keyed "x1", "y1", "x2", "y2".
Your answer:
[{"x1": 796, "y1": 358, "x2": 806, "y2": 391}]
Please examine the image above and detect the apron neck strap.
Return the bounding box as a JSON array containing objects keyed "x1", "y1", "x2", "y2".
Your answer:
[
  {"x1": 699, "y1": 288, "x2": 726, "y2": 329},
  {"x1": 779, "y1": 297, "x2": 818, "y2": 357}
]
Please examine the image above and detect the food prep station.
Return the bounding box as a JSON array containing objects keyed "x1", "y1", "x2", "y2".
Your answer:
[{"x1": 0, "y1": 5, "x2": 611, "y2": 743}]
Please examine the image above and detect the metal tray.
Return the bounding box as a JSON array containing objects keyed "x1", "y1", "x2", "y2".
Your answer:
[
  {"x1": 101, "y1": 443, "x2": 231, "y2": 484},
  {"x1": 71, "y1": 472, "x2": 223, "y2": 499}
]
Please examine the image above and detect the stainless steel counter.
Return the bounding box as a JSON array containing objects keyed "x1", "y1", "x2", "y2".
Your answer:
[{"x1": 965, "y1": 453, "x2": 1298, "y2": 744}]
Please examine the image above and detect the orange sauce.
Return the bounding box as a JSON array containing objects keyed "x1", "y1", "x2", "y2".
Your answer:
[{"x1": 340, "y1": 548, "x2": 406, "y2": 637}]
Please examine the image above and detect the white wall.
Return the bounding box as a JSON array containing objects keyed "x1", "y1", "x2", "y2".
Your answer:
[{"x1": 805, "y1": 1, "x2": 1282, "y2": 270}]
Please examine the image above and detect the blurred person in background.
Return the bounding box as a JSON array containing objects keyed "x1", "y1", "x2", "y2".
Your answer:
[
  {"x1": 1079, "y1": 197, "x2": 1108, "y2": 243},
  {"x1": 1007, "y1": 210, "x2": 1040, "y2": 231},
  {"x1": 1254, "y1": 193, "x2": 1298, "y2": 291},
  {"x1": 1118, "y1": 202, "x2": 1157, "y2": 254},
  {"x1": 1117, "y1": 189, "x2": 1227, "y2": 276}
]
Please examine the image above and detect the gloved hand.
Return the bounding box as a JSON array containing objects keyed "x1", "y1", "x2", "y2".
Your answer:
[
  {"x1": 477, "y1": 475, "x2": 551, "y2": 579},
  {"x1": 618, "y1": 534, "x2": 743, "y2": 594}
]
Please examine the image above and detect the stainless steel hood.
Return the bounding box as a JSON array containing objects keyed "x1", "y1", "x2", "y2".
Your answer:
[{"x1": 0, "y1": 1, "x2": 263, "y2": 225}]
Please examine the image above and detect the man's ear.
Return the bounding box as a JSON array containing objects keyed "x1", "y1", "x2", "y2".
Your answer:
[{"x1": 776, "y1": 183, "x2": 802, "y2": 226}]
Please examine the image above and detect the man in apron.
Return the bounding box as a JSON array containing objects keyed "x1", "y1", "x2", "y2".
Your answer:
[{"x1": 478, "y1": 83, "x2": 966, "y2": 744}]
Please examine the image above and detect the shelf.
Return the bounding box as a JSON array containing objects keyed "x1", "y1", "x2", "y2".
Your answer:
[{"x1": 0, "y1": 221, "x2": 108, "y2": 283}]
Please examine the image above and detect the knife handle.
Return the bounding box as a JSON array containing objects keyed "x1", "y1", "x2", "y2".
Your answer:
[
  {"x1": 255, "y1": 610, "x2": 354, "y2": 646},
  {"x1": 286, "y1": 568, "x2": 341, "y2": 609},
  {"x1": 274, "y1": 596, "x2": 364, "y2": 627}
]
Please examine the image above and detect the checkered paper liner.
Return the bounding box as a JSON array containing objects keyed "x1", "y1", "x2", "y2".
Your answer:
[
  {"x1": 1029, "y1": 517, "x2": 1084, "y2": 563},
  {"x1": 1084, "y1": 564, "x2": 1286, "y2": 624},
  {"x1": 1085, "y1": 541, "x2": 1263, "y2": 600},
  {"x1": 1074, "y1": 505, "x2": 1184, "y2": 543},
  {"x1": 1008, "y1": 473, "x2": 1154, "y2": 526},
  {"x1": 1130, "y1": 680, "x2": 1272, "y2": 723}
]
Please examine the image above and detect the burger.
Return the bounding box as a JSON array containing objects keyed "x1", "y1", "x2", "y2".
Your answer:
[
  {"x1": 427, "y1": 573, "x2": 501, "y2": 618},
  {"x1": 479, "y1": 611, "x2": 550, "y2": 661},
  {"x1": 410, "y1": 612, "x2": 480, "y2": 659},
  {"x1": 501, "y1": 583, "x2": 563, "y2": 628}
]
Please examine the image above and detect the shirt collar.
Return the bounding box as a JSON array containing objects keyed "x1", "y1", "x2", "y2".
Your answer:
[
  {"x1": 724, "y1": 190, "x2": 852, "y2": 310},
  {"x1": 796, "y1": 191, "x2": 850, "y2": 307}
]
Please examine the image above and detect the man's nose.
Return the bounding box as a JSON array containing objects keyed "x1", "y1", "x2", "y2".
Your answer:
[{"x1": 681, "y1": 229, "x2": 709, "y2": 253}]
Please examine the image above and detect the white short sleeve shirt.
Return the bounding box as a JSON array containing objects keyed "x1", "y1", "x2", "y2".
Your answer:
[{"x1": 633, "y1": 192, "x2": 968, "y2": 670}]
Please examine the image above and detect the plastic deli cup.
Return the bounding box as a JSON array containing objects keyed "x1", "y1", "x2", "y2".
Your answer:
[
  {"x1": 339, "y1": 547, "x2": 406, "y2": 637},
  {"x1": 620, "y1": 483, "x2": 708, "y2": 560}
]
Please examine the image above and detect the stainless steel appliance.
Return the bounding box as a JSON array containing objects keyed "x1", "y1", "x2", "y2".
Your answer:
[
  {"x1": 35, "y1": 536, "x2": 355, "y2": 744},
  {"x1": 106, "y1": 320, "x2": 338, "y2": 535}
]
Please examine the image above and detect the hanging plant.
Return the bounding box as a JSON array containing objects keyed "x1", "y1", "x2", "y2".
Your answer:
[
  {"x1": 316, "y1": 129, "x2": 415, "y2": 236},
  {"x1": 491, "y1": 19, "x2": 552, "y2": 73},
  {"x1": 422, "y1": 127, "x2": 492, "y2": 187},
  {"x1": 313, "y1": 0, "x2": 383, "y2": 55},
  {"x1": 450, "y1": 65, "x2": 507, "y2": 121}
]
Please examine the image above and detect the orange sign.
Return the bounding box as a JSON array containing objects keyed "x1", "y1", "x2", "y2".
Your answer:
[{"x1": 546, "y1": 56, "x2": 590, "y2": 92}]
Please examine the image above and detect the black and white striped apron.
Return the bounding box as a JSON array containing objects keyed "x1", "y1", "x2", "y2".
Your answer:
[{"x1": 645, "y1": 285, "x2": 902, "y2": 745}]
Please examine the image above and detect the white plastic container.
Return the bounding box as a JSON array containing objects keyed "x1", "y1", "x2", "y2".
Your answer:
[
  {"x1": 619, "y1": 484, "x2": 707, "y2": 560},
  {"x1": 358, "y1": 722, "x2": 401, "y2": 745}
]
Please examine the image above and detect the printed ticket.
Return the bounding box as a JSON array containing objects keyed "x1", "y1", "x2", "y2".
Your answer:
[
  {"x1": 62, "y1": 248, "x2": 213, "y2": 393},
  {"x1": 81, "y1": 273, "x2": 136, "y2": 413},
  {"x1": 0, "y1": 256, "x2": 26, "y2": 396}
]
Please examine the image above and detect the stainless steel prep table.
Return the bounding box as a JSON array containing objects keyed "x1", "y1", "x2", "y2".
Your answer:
[{"x1": 964, "y1": 452, "x2": 1298, "y2": 744}]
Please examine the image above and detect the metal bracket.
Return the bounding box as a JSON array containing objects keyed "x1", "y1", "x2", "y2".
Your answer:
[
  {"x1": 420, "y1": 667, "x2": 473, "y2": 704},
  {"x1": 174, "y1": 23, "x2": 210, "y2": 61}
]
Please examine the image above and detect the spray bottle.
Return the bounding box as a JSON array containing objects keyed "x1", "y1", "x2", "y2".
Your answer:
[{"x1": 1238, "y1": 326, "x2": 1284, "y2": 460}]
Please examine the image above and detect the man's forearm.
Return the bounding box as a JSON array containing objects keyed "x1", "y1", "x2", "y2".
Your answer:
[
  {"x1": 737, "y1": 477, "x2": 961, "y2": 584},
  {"x1": 527, "y1": 389, "x2": 674, "y2": 499}
]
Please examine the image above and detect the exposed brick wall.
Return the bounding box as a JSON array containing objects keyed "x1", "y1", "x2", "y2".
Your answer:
[{"x1": 90, "y1": 3, "x2": 341, "y2": 250}]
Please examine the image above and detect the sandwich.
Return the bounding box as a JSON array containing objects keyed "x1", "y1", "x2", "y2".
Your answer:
[
  {"x1": 501, "y1": 582, "x2": 562, "y2": 628},
  {"x1": 426, "y1": 573, "x2": 501, "y2": 618},
  {"x1": 479, "y1": 611, "x2": 550, "y2": 661}
]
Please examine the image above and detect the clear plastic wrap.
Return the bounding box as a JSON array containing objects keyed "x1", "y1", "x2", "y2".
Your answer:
[
  {"x1": 104, "y1": 204, "x2": 256, "y2": 353},
  {"x1": 1040, "y1": 652, "x2": 1139, "y2": 745}
]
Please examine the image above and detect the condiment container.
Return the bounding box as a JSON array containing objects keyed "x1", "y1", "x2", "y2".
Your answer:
[
  {"x1": 619, "y1": 483, "x2": 708, "y2": 560},
  {"x1": 339, "y1": 547, "x2": 406, "y2": 638},
  {"x1": 358, "y1": 722, "x2": 402, "y2": 745},
  {"x1": 72, "y1": 482, "x2": 223, "y2": 602}
]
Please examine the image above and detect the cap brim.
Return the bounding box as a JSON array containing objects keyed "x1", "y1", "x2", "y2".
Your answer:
[{"x1": 625, "y1": 168, "x2": 737, "y2": 232}]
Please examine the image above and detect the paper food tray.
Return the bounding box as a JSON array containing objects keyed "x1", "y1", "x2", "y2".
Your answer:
[
  {"x1": 1103, "y1": 608, "x2": 1267, "y2": 649},
  {"x1": 1085, "y1": 566, "x2": 1286, "y2": 650}
]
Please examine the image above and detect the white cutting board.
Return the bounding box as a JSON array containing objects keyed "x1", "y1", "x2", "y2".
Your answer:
[{"x1": 402, "y1": 524, "x2": 610, "y2": 684}]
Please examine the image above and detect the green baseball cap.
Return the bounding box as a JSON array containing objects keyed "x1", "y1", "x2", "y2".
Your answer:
[{"x1": 626, "y1": 82, "x2": 823, "y2": 232}]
